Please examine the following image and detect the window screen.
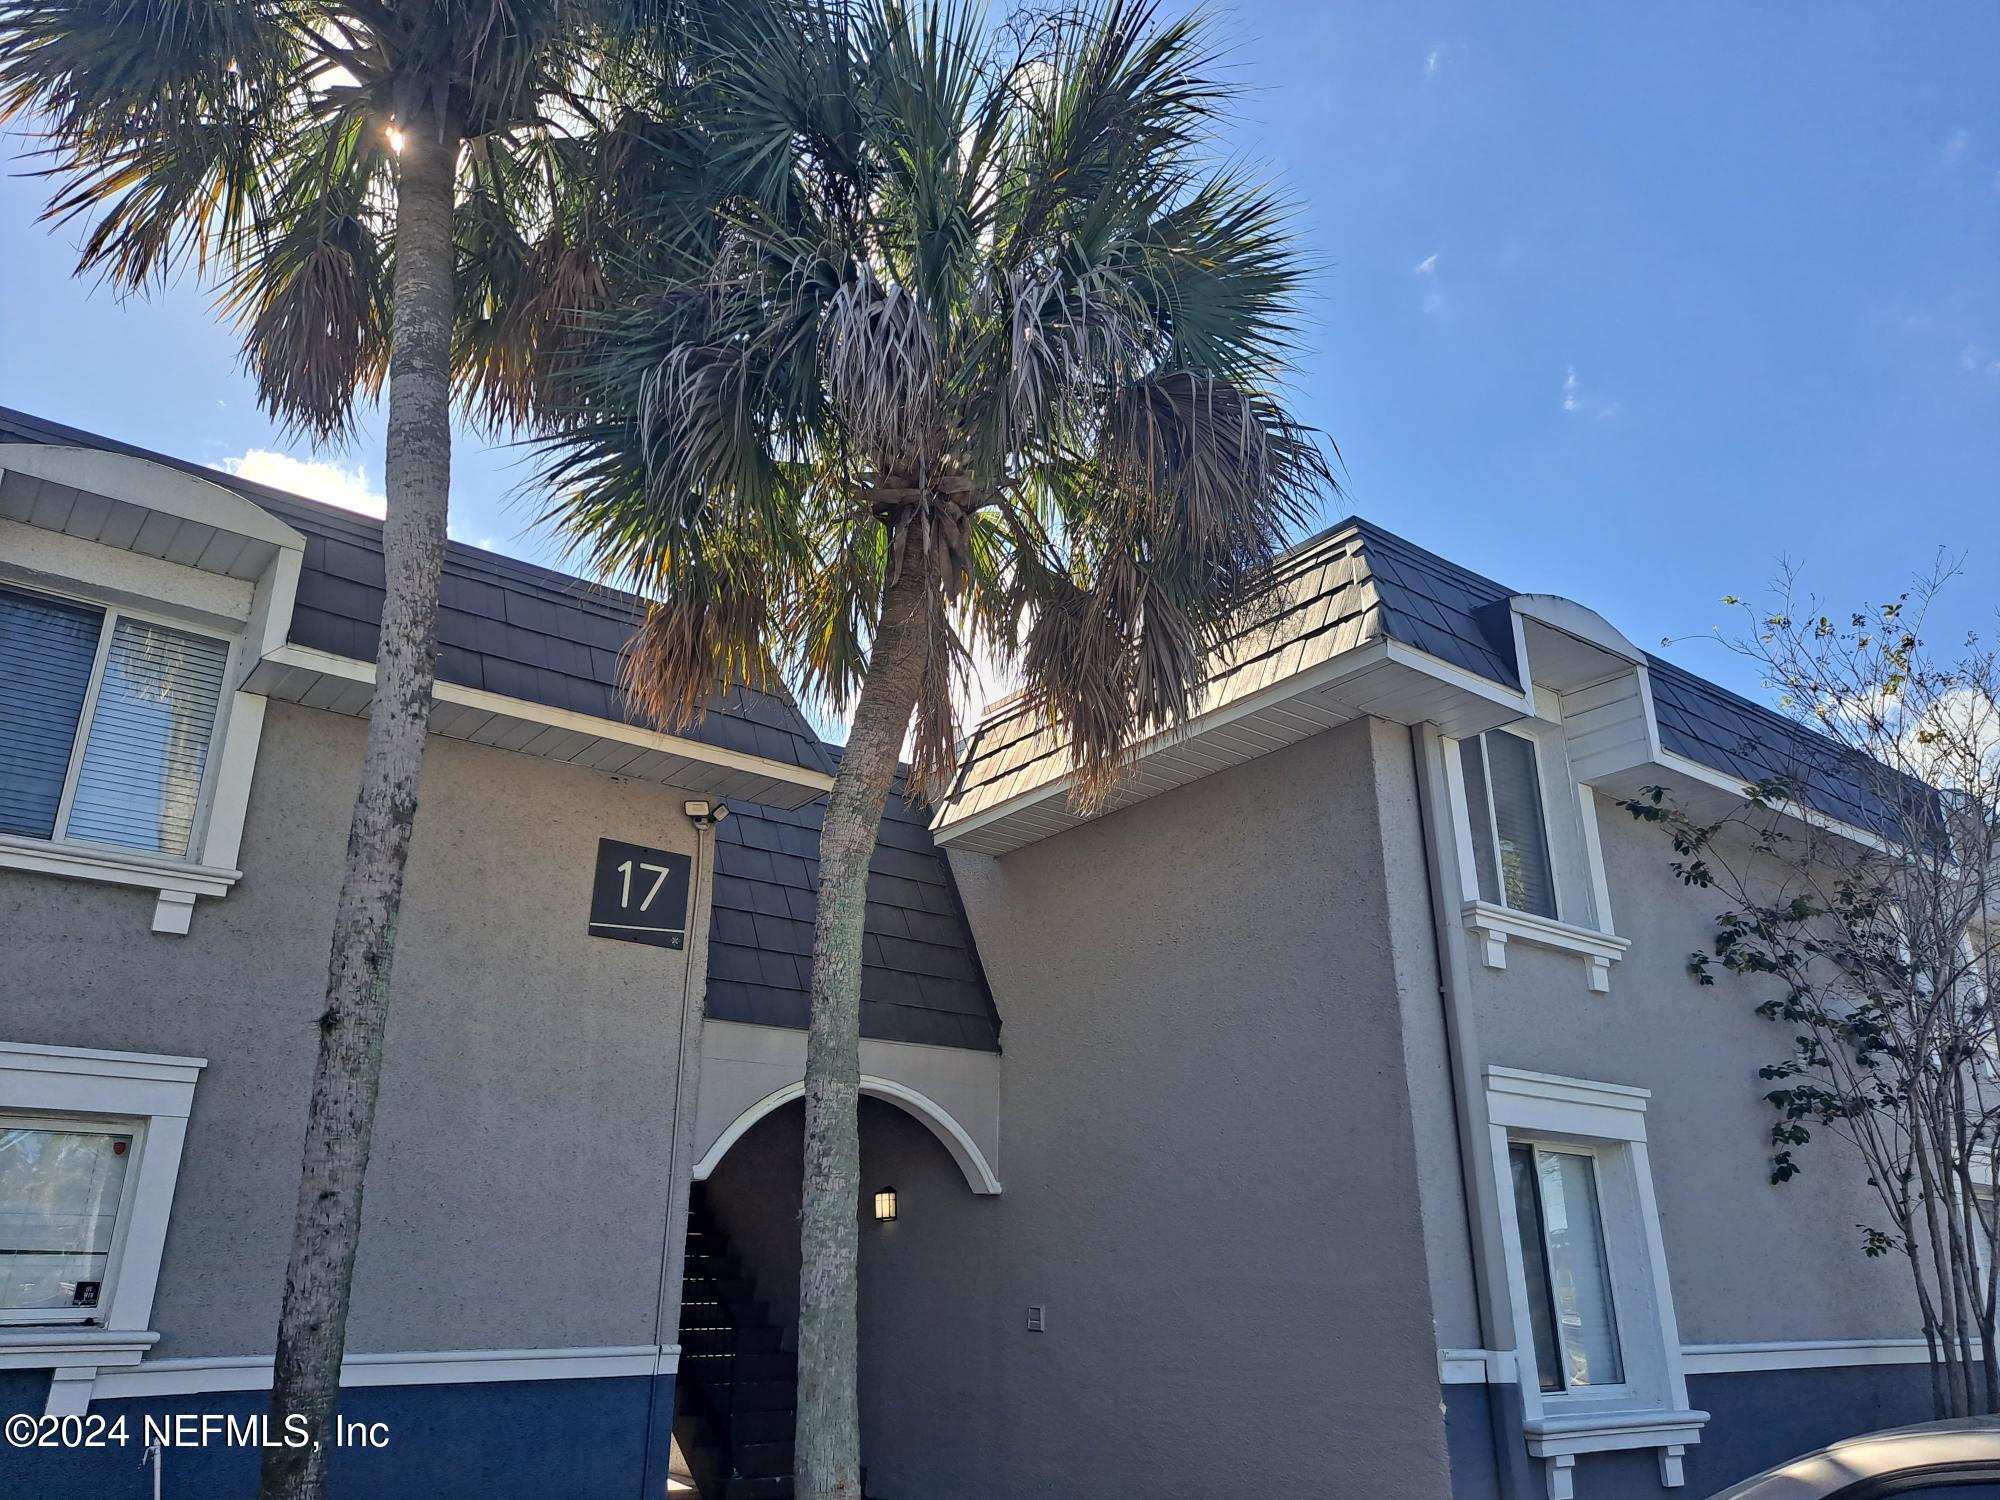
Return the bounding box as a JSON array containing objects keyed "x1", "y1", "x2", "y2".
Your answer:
[
  {"x1": 66, "y1": 618, "x2": 229, "y2": 856},
  {"x1": 1460, "y1": 731, "x2": 1559, "y2": 919},
  {"x1": 0, "y1": 586, "x2": 104, "y2": 839}
]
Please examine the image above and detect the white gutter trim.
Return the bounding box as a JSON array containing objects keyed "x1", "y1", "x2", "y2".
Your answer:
[{"x1": 250, "y1": 643, "x2": 834, "y2": 795}]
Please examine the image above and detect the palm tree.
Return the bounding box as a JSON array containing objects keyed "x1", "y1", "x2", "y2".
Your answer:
[
  {"x1": 538, "y1": 3, "x2": 1331, "y2": 1494},
  {"x1": 0, "y1": 5, "x2": 669, "y2": 1495}
]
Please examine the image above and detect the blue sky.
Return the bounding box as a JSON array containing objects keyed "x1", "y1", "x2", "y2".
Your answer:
[{"x1": 2, "y1": 1, "x2": 1995, "y2": 710}]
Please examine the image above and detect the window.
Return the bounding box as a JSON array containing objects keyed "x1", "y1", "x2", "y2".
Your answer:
[
  {"x1": 0, "y1": 1117, "x2": 137, "y2": 1320},
  {"x1": 1484, "y1": 1068, "x2": 1704, "y2": 1496},
  {"x1": 1460, "y1": 730, "x2": 1558, "y2": 919},
  {"x1": 1441, "y1": 722, "x2": 1629, "y2": 992},
  {"x1": 0, "y1": 585, "x2": 230, "y2": 859},
  {"x1": 1509, "y1": 1142, "x2": 1623, "y2": 1393},
  {"x1": 0, "y1": 1042, "x2": 204, "y2": 1417}
]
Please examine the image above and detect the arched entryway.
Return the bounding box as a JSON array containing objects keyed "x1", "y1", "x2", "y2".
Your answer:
[
  {"x1": 691, "y1": 1075, "x2": 1001, "y2": 1196},
  {"x1": 673, "y1": 1091, "x2": 995, "y2": 1500}
]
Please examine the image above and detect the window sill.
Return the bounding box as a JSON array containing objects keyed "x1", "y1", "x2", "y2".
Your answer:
[
  {"x1": 0, "y1": 833, "x2": 239, "y2": 934},
  {"x1": 0, "y1": 1327, "x2": 163, "y2": 1417},
  {"x1": 1462, "y1": 901, "x2": 1631, "y2": 993},
  {"x1": 1524, "y1": 1406, "x2": 1709, "y2": 1498},
  {"x1": 0, "y1": 1327, "x2": 160, "y2": 1369}
]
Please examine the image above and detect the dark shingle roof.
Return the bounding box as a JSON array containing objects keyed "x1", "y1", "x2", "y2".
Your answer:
[
  {"x1": 943, "y1": 518, "x2": 1525, "y2": 823},
  {"x1": 707, "y1": 762, "x2": 1000, "y2": 1052},
  {"x1": 1348, "y1": 519, "x2": 1521, "y2": 688},
  {"x1": 0, "y1": 406, "x2": 834, "y2": 776},
  {"x1": 1357, "y1": 517, "x2": 1929, "y2": 838},
  {"x1": 1353, "y1": 518, "x2": 1929, "y2": 836},
  {"x1": 943, "y1": 514, "x2": 1916, "y2": 840},
  {"x1": 1645, "y1": 653, "x2": 1929, "y2": 840}
]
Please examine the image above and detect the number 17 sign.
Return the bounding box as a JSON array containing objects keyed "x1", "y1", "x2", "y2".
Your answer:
[{"x1": 588, "y1": 838, "x2": 693, "y2": 950}]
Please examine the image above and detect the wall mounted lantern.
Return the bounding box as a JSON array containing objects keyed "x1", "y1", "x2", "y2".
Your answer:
[{"x1": 873, "y1": 1187, "x2": 897, "y2": 1223}]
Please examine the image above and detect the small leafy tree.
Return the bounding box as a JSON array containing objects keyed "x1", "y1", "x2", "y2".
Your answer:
[
  {"x1": 537, "y1": 2, "x2": 1331, "y2": 1493},
  {"x1": 1626, "y1": 564, "x2": 2000, "y2": 1417},
  {"x1": 0, "y1": 6, "x2": 680, "y2": 1495}
]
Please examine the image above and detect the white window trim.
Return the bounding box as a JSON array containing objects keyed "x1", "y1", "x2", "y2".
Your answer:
[
  {"x1": 1446, "y1": 724, "x2": 1629, "y2": 993},
  {"x1": 1484, "y1": 1066, "x2": 1706, "y2": 1499},
  {"x1": 0, "y1": 571, "x2": 281, "y2": 936},
  {"x1": 1463, "y1": 902, "x2": 1632, "y2": 993},
  {"x1": 0, "y1": 1041, "x2": 205, "y2": 1415}
]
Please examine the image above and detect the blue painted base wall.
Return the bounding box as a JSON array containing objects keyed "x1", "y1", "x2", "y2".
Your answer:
[
  {"x1": 1444, "y1": 1363, "x2": 1940, "y2": 1500},
  {"x1": 0, "y1": 1370, "x2": 674, "y2": 1500},
  {"x1": 1683, "y1": 1363, "x2": 1937, "y2": 1496}
]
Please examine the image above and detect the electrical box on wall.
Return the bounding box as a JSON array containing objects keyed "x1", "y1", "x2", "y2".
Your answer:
[{"x1": 1026, "y1": 1305, "x2": 1046, "y2": 1332}]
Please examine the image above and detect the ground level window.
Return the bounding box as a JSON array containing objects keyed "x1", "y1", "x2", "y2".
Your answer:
[
  {"x1": 1508, "y1": 1141, "x2": 1623, "y2": 1392},
  {"x1": 0, "y1": 1116, "x2": 137, "y2": 1317}
]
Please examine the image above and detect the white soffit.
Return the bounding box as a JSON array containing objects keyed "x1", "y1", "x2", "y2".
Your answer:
[
  {"x1": 0, "y1": 444, "x2": 302, "y2": 581},
  {"x1": 244, "y1": 645, "x2": 833, "y2": 810}
]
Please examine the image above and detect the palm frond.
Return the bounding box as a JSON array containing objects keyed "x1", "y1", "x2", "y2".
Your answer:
[
  {"x1": 220, "y1": 105, "x2": 394, "y2": 439},
  {"x1": 533, "y1": 0, "x2": 1329, "y2": 806}
]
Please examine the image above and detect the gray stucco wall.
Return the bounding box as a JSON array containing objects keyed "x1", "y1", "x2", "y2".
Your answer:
[
  {"x1": 0, "y1": 700, "x2": 705, "y2": 1358},
  {"x1": 923, "y1": 717, "x2": 1454, "y2": 1499},
  {"x1": 1457, "y1": 797, "x2": 1920, "y2": 1345},
  {"x1": 1374, "y1": 723, "x2": 1486, "y2": 1354}
]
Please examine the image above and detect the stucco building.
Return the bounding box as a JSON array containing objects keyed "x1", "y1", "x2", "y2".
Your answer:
[{"x1": 0, "y1": 407, "x2": 1940, "y2": 1499}]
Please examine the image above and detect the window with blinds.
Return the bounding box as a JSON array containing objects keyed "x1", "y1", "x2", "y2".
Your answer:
[
  {"x1": 1460, "y1": 730, "x2": 1559, "y2": 919},
  {"x1": 0, "y1": 585, "x2": 229, "y2": 858},
  {"x1": 0, "y1": 587, "x2": 102, "y2": 839},
  {"x1": 1510, "y1": 1142, "x2": 1624, "y2": 1392}
]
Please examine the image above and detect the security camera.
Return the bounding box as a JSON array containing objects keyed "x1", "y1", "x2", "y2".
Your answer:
[{"x1": 683, "y1": 800, "x2": 730, "y2": 827}]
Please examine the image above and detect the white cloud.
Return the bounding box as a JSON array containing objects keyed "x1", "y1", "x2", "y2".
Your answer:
[
  {"x1": 1561, "y1": 366, "x2": 1621, "y2": 420},
  {"x1": 214, "y1": 451, "x2": 511, "y2": 547},
  {"x1": 1413, "y1": 253, "x2": 1445, "y2": 317},
  {"x1": 1942, "y1": 127, "x2": 1971, "y2": 167},
  {"x1": 1424, "y1": 46, "x2": 1442, "y2": 78},
  {"x1": 217, "y1": 450, "x2": 385, "y2": 518},
  {"x1": 1957, "y1": 345, "x2": 2000, "y2": 379}
]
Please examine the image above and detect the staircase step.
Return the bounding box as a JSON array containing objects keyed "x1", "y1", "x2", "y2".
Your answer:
[
  {"x1": 735, "y1": 1440, "x2": 795, "y2": 1478},
  {"x1": 680, "y1": 1187, "x2": 801, "y2": 1500},
  {"x1": 729, "y1": 1409, "x2": 792, "y2": 1444},
  {"x1": 730, "y1": 1379, "x2": 797, "y2": 1412},
  {"x1": 733, "y1": 1349, "x2": 796, "y2": 1382}
]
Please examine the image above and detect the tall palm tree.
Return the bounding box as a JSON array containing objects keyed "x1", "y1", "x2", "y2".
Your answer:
[
  {"x1": 539, "y1": 3, "x2": 1331, "y2": 1494},
  {"x1": 0, "y1": 5, "x2": 667, "y2": 1495}
]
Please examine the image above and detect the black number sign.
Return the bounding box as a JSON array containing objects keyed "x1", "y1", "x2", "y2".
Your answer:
[{"x1": 588, "y1": 838, "x2": 692, "y2": 949}]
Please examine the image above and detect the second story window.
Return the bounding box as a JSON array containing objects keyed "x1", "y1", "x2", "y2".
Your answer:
[
  {"x1": 0, "y1": 584, "x2": 230, "y2": 860},
  {"x1": 1459, "y1": 729, "x2": 1558, "y2": 919}
]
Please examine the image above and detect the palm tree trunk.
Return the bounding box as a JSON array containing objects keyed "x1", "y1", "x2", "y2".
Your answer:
[
  {"x1": 257, "y1": 130, "x2": 458, "y2": 1500},
  {"x1": 795, "y1": 557, "x2": 933, "y2": 1500}
]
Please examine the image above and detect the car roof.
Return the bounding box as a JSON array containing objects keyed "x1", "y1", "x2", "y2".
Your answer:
[{"x1": 1713, "y1": 1418, "x2": 2000, "y2": 1499}]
